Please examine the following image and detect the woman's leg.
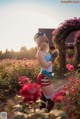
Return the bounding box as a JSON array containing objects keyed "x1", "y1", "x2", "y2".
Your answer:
[
  {"x1": 47, "y1": 99, "x2": 55, "y2": 112},
  {"x1": 40, "y1": 93, "x2": 47, "y2": 109}
]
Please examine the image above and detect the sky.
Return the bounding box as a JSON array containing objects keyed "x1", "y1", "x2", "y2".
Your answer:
[{"x1": 0, "y1": 0, "x2": 80, "y2": 52}]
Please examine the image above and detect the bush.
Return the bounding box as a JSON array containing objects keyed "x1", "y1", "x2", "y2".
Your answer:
[
  {"x1": 53, "y1": 64, "x2": 80, "y2": 119},
  {"x1": 0, "y1": 59, "x2": 40, "y2": 102}
]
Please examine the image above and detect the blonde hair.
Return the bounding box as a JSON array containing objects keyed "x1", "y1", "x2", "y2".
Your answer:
[
  {"x1": 36, "y1": 35, "x2": 49, "y2": 50},
  {"x1": 34, "y1": 32, "x2": 50, "y2": 52}
]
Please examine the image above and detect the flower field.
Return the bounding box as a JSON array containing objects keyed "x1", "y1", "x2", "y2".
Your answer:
[
  {"x1": 0, "y1": 59, "x2": 40, "y2": 102},
  {"x1": 0, "y1": 59, "x2": 80, "y2": 119}
]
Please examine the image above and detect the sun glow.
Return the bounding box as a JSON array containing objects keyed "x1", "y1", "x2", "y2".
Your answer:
[{"x1": 0, "y1": 3, "x2": 57, "y2": 52}]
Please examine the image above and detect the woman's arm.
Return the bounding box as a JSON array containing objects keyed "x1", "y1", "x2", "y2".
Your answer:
[{"x1": 37, "y1": 51, "x2": 52, "y2": 69}]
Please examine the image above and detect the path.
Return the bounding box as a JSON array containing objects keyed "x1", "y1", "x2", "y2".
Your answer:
[{"x1": 53, "y1": 77, "x2": 69, "y2": 93}]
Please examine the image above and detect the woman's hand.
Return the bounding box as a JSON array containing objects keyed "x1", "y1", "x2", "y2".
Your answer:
[{"x1": 37, "y1": 51, "x2": 52, "y2": 69}]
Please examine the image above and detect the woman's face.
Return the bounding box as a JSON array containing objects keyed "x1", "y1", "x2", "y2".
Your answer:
[{"x1": 39, "y1": 41, "x2": 49, "y2": 51}]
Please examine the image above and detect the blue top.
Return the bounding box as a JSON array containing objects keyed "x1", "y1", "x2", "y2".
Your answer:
[
  {"x1": 41, "y1": 52, "x2": 52, "y2": 72},
  {"x1": 45, "y1": 53, "x2": 51, "y2": 62}
]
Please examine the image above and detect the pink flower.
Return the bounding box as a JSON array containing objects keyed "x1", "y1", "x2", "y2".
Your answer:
[
  {"x1": 66, "y1": 64, "x2": 74, "y2": 71},
  {"x1": 22, "y1": 58, "x2": 27, "y2": 60},
  {"x1": 66, "y1": 64, "x2": 71, "y2": 69},
  {"x1": 18, "y1": 76, "x2": 30, "y2": 86},
  {"x1": 68, "y1": 65, "x2": 74, "y2": 71},
  {"x1": 20, "y1": 83, "x2": 42, "y2": 102},
  {"x1": 75, "y1": 31, "x2": 80, "y2": 37},
  {"x1": 58, "y1": 38, "x2": 61, "y2": 41},
  {"x1": 73, "y1": 17, "x2": 77, "y2": 20}
]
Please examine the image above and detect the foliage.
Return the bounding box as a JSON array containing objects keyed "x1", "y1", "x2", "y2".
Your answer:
[
  {"x1": 74, "y1": 30, "x2": 80, "y2": 66},
  {"x1": 52, "y1": 17, "x2": 80, "y2": 45},
  {"x1": 12, "y1": 74, "x2": 67, "y2": 119},
  {"x1": 0, "y1": 59, "x2": 80, "y2": 119},
  {"x1": 53, "y1": 64, "x2": 80, "y2": 119},
  {"x1": 54, "y1": 78, "x2": 80, "y2": 119},
  {"x1": 52, "y1": 17, "x2": 80, "y2": 77},
  {"x1": 74, "y1": 30, "x2": 80, "y2": 45},
  {"x1": 0, "y1": 59, "x2": 40, "y2": 102},
  {"x1": 0, "y1": 46, "x2": 37, "y2": 60}
]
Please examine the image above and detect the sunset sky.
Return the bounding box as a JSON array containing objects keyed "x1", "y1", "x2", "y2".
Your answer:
[{"x1": 0, "y1": 0, "x2": 80, "y2": 51}]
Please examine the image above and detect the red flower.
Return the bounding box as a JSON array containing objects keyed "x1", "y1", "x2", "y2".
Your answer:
[
  {"x1": 23, "y1": 58, "x2": 27, "y2": 60},
  {"x1": 71, "y1": 113, "x2": 76, "y2": 117},
  {"x1": 25, "y1": 64, "x2": 28, "y2": 67},
  {"x1": 64, "y1": 106, "x2": 70, "y2": 111},
  {"x1": 20, "y1": 83, "x2": 42, "y2": 102},
  {"x1": 62, "y1": 86, "x2": 68, "y2": 90},
  {"x1": 54, "y1": 95, "x2": 64, "y2": 103},
  {"x1": 68, "y1": 77, "x2": 74, "y2": 81},
  {"x1": 18, "y1": 76, "x2": 30, "y2": 86},
  {"x1": 66, "y1": 64, "x2": 74, "y2": 71},
  {"x1": 53, "y1": 91, "x2": 66, "y2": 102}
]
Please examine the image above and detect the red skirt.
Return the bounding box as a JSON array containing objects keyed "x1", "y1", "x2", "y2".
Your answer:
[{"x1": 37, "y1": 73, "x2": 54, "y2": 98}]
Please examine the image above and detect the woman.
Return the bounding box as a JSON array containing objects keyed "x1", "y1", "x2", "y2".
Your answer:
[{"x1": 34, "y1": 32, "x2": 58, "y2": 112}]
